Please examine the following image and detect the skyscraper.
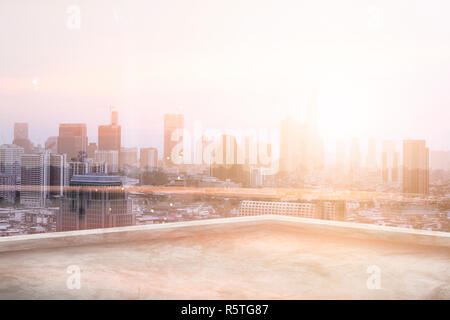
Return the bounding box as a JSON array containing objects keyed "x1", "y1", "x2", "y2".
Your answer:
[
  {"x1": 13, "y1": 123, "x2": 32, "y2": 153},
  {"x1": 279, "y1": 117, "x2": 302, "y2": 174},
  {"x1": 0, "y1": 144, "x2": 24, "y2": 185},
  {"x1": 57, "y1": 175, "x2": 134, "y2": 231},
  {"x1": 164, "y1": 114, "x2": 184, "y2": 166},
  {"x1": 20, "y1": 152, "x2": 50, "y2": 207},
  {"x1": 98, "y1": 110, "x2": 121, "y2": 152},
  {"x1": 303, "y1": 91, "x2": 324, "y2": 173},
  {"x1": 94, "y1": 150, "x2": 119, "y2": 174},
  {"x1": 45, "y1": 136, "x2": 58, "y2": 153},
  {"x1": 381, "y1": 140, "x2": 398, "y2": 183},
  {"x1": 210, "y1": 134, "x2": 247, "y2": 184},
  {"x1": 140, "y1": 147, "x2": 158, "y2": 170},
  {"x1": 87, "y1": 142, "x2": 98, "y2": 159},
  {"x1": 49, "y1": 153, "x2": 67, "y2": 197},
  {"x1": 119, "y1": 147, "x2": 138, "y2": 168},
  {"x1": 0, "y1": 174, "x2": 16, "y2": 203},
  {"x1": 402, "y1": 140, "x2": 429, "y2": 195},
  {"x1": 66, "y1": 160, "x2": 106, "y2": 185},
  {"x1": 57, "y1": 124, "x2": 88, "y2": 161}
]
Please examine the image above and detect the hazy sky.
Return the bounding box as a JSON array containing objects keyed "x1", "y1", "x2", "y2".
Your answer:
[{"x1": 1, "y1": 0, "x2": 450, "y2": 153}]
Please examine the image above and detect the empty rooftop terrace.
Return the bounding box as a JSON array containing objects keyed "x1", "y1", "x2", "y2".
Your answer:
[{"x1": 0, "y1": 216, "x2": 449, "y2": 299}]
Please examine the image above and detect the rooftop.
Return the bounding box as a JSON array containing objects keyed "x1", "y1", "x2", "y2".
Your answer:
[{"x1": 0, "y1": 216, "x2": 449, "y2": 299}]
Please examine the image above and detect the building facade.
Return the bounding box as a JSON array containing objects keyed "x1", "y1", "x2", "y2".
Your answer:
[
  {"x1": 94, "y1": 150, "x2": 119, "y2": 173},
  {"x1": 57, "y1": 175, "x2": 134, "y2": 231},
  {"x1": 13, "y1": 123, "x2": 33, "y2": 153},
  {"x1": 164, "y1": 114, "x2": 184, "y2": 166},
  {"x1": 0, "y1": 144, "x2": 24, "y2": 185},
  {"x1": 49, "y1": 153, "x2": 67, "y2": 197},
  {"x1": 403, "y1": 140, "x2": 429, "y2": 195},
  {"x1": 140, "y1": 147, "x2": 158, "y2": 170},
  {"x1": 20, "y1": 153, "x2": 50, "y2": 207},
  {"x1": 57, "y1": 123, "x2": 88, "y2": 161},
  {"x1": 239, "y1": 200, "x2": 346, "y2": 221}
]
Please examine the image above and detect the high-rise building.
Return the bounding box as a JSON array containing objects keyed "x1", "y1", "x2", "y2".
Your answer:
[
  {"x1": 279, "y1": 117, "x2": 302, "y2": 174},
  {"x1": 402, "y1": 140, "x2": 429, "y2": 195},
  {"x1": 66, "y1": 160, "x2": 106, "y2": 186},
  {"x1": 14, "y1": 123, "x2": 28, "y2": 140},
  {"x1": 57, "y1": 175, "x2": 134, "y2": 231},
  {"x1": 94, "y1": 150, "x2": 119, "y2": 174},
  {"x1": 20, "y1": 153, "x2": 50, "y2": 207},
  {"x1": 210, "y1": 134, "x2": 247, "y2": 184},
  {"x1": 57, "y1": 123, "x2": 88, "y2": 161},
  {"x1": 111, "y1": 109, "x2": 119, "y2": 125},
  {"x1": 0, "y1": 174, "x2": 16, "y2": 203},
  {"x1": 335, "y1": 140, "x2": 347, "y2": 171},
  {"x1": 49, "y1": 154, "x2": 67, "y2": 197},
  {"x1": 119, "y1": 147, "x2": 138, "y2": 168},
  {"x1": 140, "y1": 148, "x2": 158, "y2": 170},
  {"x1": 0, "y1": 144, "x2": 24, "y2": 185},
  {"x1": 303, "y1": 92, "x2": 324, "y2": 173},
  {"x1": 87, "y1": 142, "x2": 98, "y2": 159},
  {"x1": 98, "y1": 110, "x2": 121, "y2": 152},
  {"x1": 13, "y1": 123, "x2": 32, "y2": 153},
  {"x1": 164, "y1": 114, "x2": 184, "y2": 166},
  {"x1": 45, "y1": 136, "x2": 58, "y2": 153},
  {"x1": 381, "y1": 140, "x2": 398, "y2": 183}
]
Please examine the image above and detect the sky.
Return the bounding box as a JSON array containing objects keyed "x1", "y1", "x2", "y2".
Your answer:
[{"x1": 1, "y1": 0, "x2": 450, "y2": 154}]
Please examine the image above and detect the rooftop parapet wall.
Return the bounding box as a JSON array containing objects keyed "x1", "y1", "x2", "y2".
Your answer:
[{"x1": 0, "y1": 215, "x2": 449, "y2": 254}]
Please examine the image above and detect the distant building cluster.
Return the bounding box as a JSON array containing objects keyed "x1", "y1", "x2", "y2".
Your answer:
[
  {"x1": 0, "y1": 103, "x2": 449, "y2": 237},
  {"x1": 238, "y1": 200, "x2": 346, "y2": 221}
]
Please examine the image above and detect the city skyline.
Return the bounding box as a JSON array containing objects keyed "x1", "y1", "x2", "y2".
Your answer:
[{"x1": 1, "y1": 1, "x2": 450, "y2": 151}]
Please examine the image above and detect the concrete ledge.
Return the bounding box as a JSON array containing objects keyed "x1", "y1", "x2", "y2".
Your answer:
[{"x1": 0, "y1": 215, "x2": 449, "y2": 253}]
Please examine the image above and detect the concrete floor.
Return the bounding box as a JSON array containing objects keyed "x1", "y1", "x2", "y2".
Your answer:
[{"x1": 0, "y1": 223, "x2": 449, "y2": 299}]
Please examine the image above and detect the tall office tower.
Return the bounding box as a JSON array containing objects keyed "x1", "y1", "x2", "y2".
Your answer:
[
  {"x1": 349, "y1": 138, "x2": 361, "y2": 174},
  {"x1": 303, "y1": 91, "x2": 324, "y2": 172},
  {"x1": 140, "y1": 148, "x2": 158, "y2": 170},
  {"x1": 45, "y1": 136, "x2": 58, "y2": 153},
  {"x1": 57, "y1": 123, "x2": 88, "y2": 161},
  {"x1": 98, "y1": 110, "x2": 121, "y2": 152},
  {"x1": 366, "y1": 138, "x2": 377, "y2": 170},
  {"x1": 211, "y1": 134, "x2": 246, "y2": 183},
  {"x1": 20, "y1": 153, "x2": 50, "y2": 207},
  {"x1": 0, "y1": 144, "x2": 24, "y2": 185},
  {"x1": 392, "y1": 152, "x2": 399, "y2": 182},
  {"x1": 111, "y1": 109, "x2": 119, "y2": 125},
  {"x1": 0, "y1": 174, "x2": 16, "y2": 203},
  {"x1": 66, "y1": 160, "x2": 106, "y2": 186},
  {"x1": 381, "y1": 140, "x2": 398, "y2": 183},
  {"x1": 164, "y1": 114, "x2": 184, "y2": 166},
  {"x1": 13, "y1": 123, "x2": 33, "y2": 153},
  {"x1": 57, "y1": 175, "x2": 134, "y2": 231},
  {"x1": 402, "y1": 140, "x2": 429, "y2": 195},
  {"x1": 279, "y1": 117, "x2": 302, "y2": 174},
  {"x1": 87, "y1": 142, "x2": 98, "y2": 159},
  {"x1": 119, "y1": 147, "x2": 138, "y2": 168},
  {"x1": 242, "y1": 135, "x2": 254, "y2": 166},
  {"x1": 258, "y1": 142, "x2": 272, "y2": 167},
  {"x1": 94, "y1": 150, "x2": 119, "y2": 173},
  {"x1": 49, "y1": 154, "x2": 67, "y2": 197}
]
